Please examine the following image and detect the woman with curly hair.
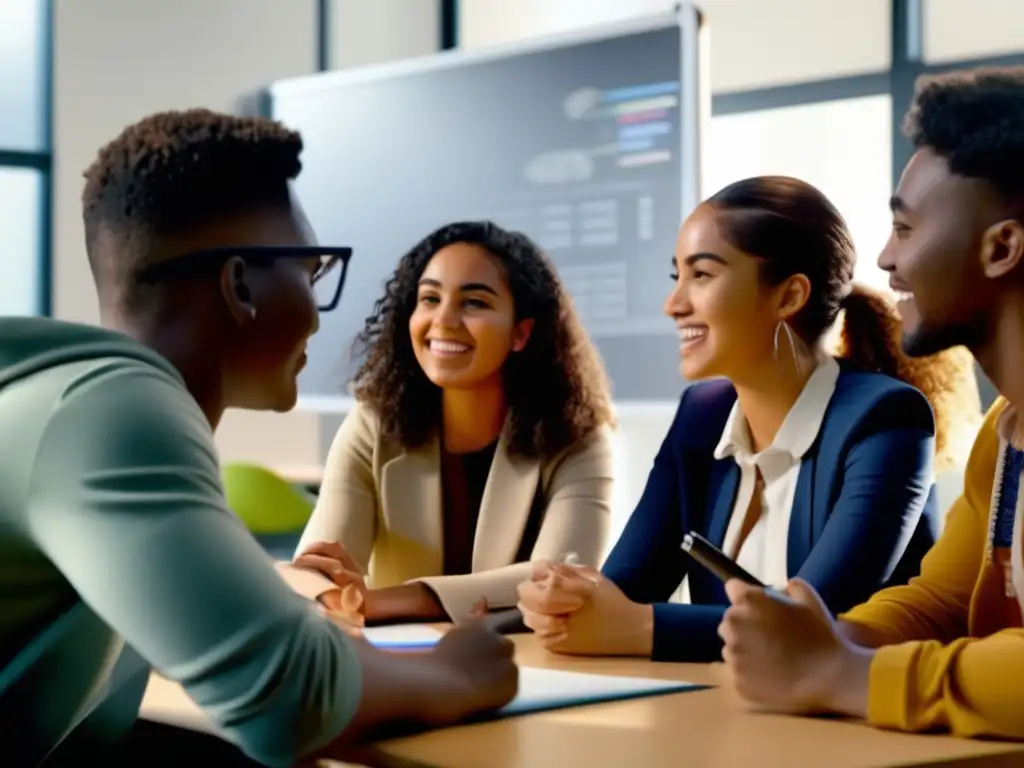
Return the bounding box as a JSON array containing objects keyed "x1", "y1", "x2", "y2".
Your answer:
[
  {"x1": 517, "y1": 175, "x2": 981, "y2": 662},
  {"x1": 290, "y1": 221, "x2": 615, "y2": 623}
]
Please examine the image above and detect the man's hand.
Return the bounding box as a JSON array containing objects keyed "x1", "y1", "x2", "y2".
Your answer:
[
  {"x1": 718, "y1": 578, "x2": 872, "y2": 718},
  {"x1": 518, "y1": 561, "x2": 654, "y2": 657},
  {"x1": 428, "y1": 623, "x2": 519, "y2": 724},
  {"x1": 312, "y1": 622, "x2": 518, "y2": 756},
  {"x1": 294, "y1": 540, "x2": 368, "y2": 625}
]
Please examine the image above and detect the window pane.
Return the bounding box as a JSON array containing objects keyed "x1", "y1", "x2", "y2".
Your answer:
[
  {"x1": 704, "y1": 95, "x2": 893, "y2": 293},
  {"x1": 460, "y1": 0, "x2": 890, "y2": 92},
  {"x1": 925, "y1": 0, "x2": 1024, "y2": 64},
  {"x1": 0, "y1": 167, "x2": 43, "y2": 315},
  {"x1": 0, "y1": 0, "x2": 47, "y2": 150}
]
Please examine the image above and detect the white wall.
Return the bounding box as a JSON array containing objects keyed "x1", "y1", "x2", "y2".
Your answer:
[
  {"x1": 52, "y1": 0, "x2": 440, "y2": 469},
  {"x1": 460, "y1": 0, "x2": 891, "y2": 92},
  {"x1": 924, "y1": 0, "x2": 1024, "y2": 64},
  {"x1": 706, "y1": 95, "x2": 893, "y2": 294},
  {"x1": 327, "y1": 0, "x2": 440, "y2": 69}
]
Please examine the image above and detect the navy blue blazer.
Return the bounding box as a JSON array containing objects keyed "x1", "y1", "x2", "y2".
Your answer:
[{"x1": 602, "y1": 365, "x2": 938, "y2": 662}]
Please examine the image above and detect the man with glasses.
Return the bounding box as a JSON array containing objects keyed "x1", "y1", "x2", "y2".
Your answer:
[{"x1": 0, "y1": 109, "x2": 516, "y2": 766}]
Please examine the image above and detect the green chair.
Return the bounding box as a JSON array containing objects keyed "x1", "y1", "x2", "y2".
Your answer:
[{"x1": 221, "y1": 463, "x2": 315, "y2": 560}]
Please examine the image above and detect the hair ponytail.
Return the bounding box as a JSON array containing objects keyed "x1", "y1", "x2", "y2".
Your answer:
[
  {"x1": 836, "y1": 283, "x2": 981, "y2": 470},
  {"x1": 836, "y1": 284, "x2": 902, "y2": 379}
]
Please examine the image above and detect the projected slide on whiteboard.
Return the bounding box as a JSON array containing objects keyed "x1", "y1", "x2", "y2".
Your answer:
[{"x1": 268, "y1": 8, "x2": 705, "y2": 405}]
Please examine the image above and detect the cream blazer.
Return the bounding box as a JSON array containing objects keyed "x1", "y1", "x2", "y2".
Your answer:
[{"x1": 282, "y1": 401, "x2": 614, "y2": 621}]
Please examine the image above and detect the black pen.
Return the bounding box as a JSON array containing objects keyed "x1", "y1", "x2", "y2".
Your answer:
[{"x1": 681, "y1": 531, "x2": 766, "y2": 587}]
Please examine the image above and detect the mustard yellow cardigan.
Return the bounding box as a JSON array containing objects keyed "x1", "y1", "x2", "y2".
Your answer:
[{"x1": 841, "y1": 397, "x2": 1024, "y2": 740}]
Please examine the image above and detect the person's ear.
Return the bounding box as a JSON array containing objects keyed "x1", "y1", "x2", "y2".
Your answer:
[
  {"x1": 979, "y1": 219, "x2": 1024, "y2": 280},
  {"x1": 511, "y1": 318, "x2": 534, "y2": 352},
  {"x1": 220, "y1": 256, "x2": 258, "y2": 325},
  {"x1": 775, "y1": 273, "x2": 811, "y2": 323}
]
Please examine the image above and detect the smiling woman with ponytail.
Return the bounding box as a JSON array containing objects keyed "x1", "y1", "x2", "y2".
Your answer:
[{"x1": 516, "y1": 175, "x2": 979, "y2": 663}]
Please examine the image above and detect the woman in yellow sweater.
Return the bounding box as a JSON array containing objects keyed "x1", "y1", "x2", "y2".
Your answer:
[{"x1": 717, "y1": 66, "x2": 1024, "y2": 740}]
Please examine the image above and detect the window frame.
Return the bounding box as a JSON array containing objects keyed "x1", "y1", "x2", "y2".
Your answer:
[{"x1": 0, "y1": 0, "x2": 52, "y2": 317}]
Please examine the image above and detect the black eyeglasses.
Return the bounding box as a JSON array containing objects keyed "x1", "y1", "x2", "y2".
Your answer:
[{"x1": 134, "y1": 245, "x2": 353, "y2": 312}]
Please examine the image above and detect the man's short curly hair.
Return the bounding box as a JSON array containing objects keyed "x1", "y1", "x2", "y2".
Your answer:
[
  {"x1": 904, "y1": 66, "x2": 1024, "y2": 199},
  {"x1": 352, "y1": 221, "x2": 615, "y2": 458},
  {"x1": 82, "y1": 108, "x2": 303, "y2": 285}
]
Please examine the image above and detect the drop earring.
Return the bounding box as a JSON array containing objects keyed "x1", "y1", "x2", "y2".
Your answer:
[
  {"x1": 773, "y1": 321, "x2": 803, "y2": 377},
  {"x1": 248, "y1": 307, "x2": 257, "y2": 321}
]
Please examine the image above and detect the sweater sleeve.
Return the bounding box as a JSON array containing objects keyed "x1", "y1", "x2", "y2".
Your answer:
[
  {"x1": 866, "y1": 629, "x2": 1024, "y2": 739},
  {"x1": 26, "y1": 362, "x2": 363, "y2": 767},
  {"x1": 840, "y1": 399, "x2": 1024, "y2": 738},
  {"x1": 839, "y1": 398, "x2": 1001, "y2": 645}
]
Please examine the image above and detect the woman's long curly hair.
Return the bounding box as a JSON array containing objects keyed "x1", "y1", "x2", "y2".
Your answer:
[{"x1": 351, "y1": 221, "x2": 615, "y2": 458}]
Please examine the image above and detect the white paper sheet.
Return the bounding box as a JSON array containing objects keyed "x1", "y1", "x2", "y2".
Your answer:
[
  {"x1": 498, "y1": 667, "x2": 699, "y2": 717},
  {"x1": 361, "y1": 624, "x2": 443, "y2": 649},
  {"x1": 358, "y1": 630, "x2": 701, "y2": 715}
]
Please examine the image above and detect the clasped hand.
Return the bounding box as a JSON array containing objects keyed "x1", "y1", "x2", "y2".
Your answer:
[
  {"x1": 516, "y1": 560, "x2": 653, "y2": 656},
  {"x1": 293, "y1": 540, "x2": 368, "y2": 626}
]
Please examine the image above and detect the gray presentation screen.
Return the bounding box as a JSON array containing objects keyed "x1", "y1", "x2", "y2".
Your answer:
[{"x1": 268, "y1": 11, "x2": 704, "y2": 407}]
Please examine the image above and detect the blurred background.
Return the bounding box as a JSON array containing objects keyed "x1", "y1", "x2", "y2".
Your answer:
[{"x1": 2, "y1": 0, "x2": 1021, "y2": 545}]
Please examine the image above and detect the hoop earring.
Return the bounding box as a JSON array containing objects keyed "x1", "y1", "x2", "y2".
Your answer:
[{"x1": 773, "y1": 321, "x2": 803, "y2": 378}]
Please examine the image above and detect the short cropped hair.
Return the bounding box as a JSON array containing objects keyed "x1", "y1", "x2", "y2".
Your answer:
[
  {"x1": 904, "y1": 66, "x2": 1024, "y2": 199},
  {"x1": 81, "y1": 108, "x2": 303, "y2": 284}
]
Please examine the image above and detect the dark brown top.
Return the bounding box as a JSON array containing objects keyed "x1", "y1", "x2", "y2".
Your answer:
[{"x1": 440, "y1": 440, "x2": 498, "y2": 576}]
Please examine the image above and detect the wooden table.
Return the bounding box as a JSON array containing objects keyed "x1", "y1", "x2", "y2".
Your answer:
[{"x1": 141, "y1": 634, "x2": 1024, "y2": 768}]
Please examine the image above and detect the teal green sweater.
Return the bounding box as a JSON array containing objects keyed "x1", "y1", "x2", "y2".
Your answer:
[{"x1": 0, "y1": 318, "x2": 360, "y2": 766}]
